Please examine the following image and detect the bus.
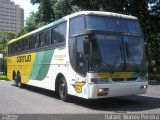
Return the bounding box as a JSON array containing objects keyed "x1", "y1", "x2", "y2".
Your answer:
[{"x1": 7, "y1": 11, "x2": 148, "y2": 101}]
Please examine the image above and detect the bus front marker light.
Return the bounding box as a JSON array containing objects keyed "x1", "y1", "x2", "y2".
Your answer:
[
  {"x1": 98, "y1": 88, "x2": 103, "y2": 93},
  {"x1": 97, "y1": 88, "x2": 109, "y2": 96}
]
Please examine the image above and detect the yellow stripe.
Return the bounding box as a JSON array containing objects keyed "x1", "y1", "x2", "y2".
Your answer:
[
  {"x1": 54, "y1": 58, "x2": 64, "y2": 61},
  {"x1": 98, "y1": 72, "x2": 134, "y2": 78}
]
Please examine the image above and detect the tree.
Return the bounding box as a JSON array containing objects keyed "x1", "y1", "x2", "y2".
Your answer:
[
  {"x1": 0, "y1": 32, "x2": 16, "y2": 74},
  {"x1": 31, "y1": 0, "x2": 54, "y2": 23},
  {"x1": 52, "y1": 0, "x2": 79, "y2": 20},
  {"x1": 145, "y1": 0, "x2": 160, "y2": 73},
  {"x1": 17, "y1": 12, "x2": 45, "y2": 36}
]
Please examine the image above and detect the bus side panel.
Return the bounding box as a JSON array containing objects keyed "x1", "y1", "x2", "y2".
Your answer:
[
  {"x1": 27, "y1": 49, "x2": 55, "y2": 89},
  {"x1": 7, "y1": 56, "x2": 20, "y2": 80},
  {"x1": 20, "y1": 53, "x2": 36, "y2": 84},
  {"x1": 7, "y1": 53, "x2": 36, "y2": 84}
]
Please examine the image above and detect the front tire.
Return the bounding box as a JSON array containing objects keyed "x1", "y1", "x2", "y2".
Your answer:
[{"x1": 58, "y1": 77, "x2": 68, "y2": 101}]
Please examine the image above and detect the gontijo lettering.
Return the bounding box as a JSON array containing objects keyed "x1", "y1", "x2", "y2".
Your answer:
[{"x1": 17, "y1": 55, "x2": 31, "y2": 63}]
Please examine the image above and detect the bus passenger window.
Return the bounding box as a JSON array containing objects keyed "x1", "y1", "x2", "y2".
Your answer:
[
  {"x1": 19, "y1": 40, "x2": 22, "y2": 52},
  {"x1": 39, "y1": 32, "x2": 44, "y2": 47},
  {"x1": 17, "y1": 41, "x2": 21, "y2": 52},
  {"x1": 29, "y1": 36, "x2": 34, "y2": 49},
  {"x1": 12, "y1": 43, "x2": 15, "y2": 54},
  {"x1": 44, "y1": 29, "x2": 51, "y2": 46},
  {"x1": 34, "y1": 35, "x2": 38, "y2": 48},
  {"x1": 51, "y1": 27, "x2": 58, "y2": 45},
  {"x1": 24, "y1": 38, "x2": 29, "y2": 50},
  {"x1": 58, "y1": 23, "x2": 66, "y2": 43}
]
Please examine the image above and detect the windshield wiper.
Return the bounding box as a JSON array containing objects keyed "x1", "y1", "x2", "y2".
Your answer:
[
  {"x1": 111, "y1": 45, "x2": 124, "y2": 72},
  {"x1": 125, "y1": 42, "x2": 140, "y2": 72},
  {"x1": 120, "y1": 45, "x2": 124, "y2": 60}
]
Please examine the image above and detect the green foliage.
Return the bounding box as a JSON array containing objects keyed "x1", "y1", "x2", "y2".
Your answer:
[
  {"x1": 0, "y1": 32, "x2": 16, "y2": 56},
  {"x1": 0, "y1": 32, "x2": 16, "y2": 75},
  {"x1": 17, "y1": 12, "x2": 45, "y2": 36},
  {"x1": 52, "y1": 0, "x2": 80, "y2": 20},
  {"x1": 0, "y1": 75, "x2": 7, "y2": 80}
]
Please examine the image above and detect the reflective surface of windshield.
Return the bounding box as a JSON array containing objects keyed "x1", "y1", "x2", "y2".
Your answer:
[{"x1": 89, "y1": 34, "x2": 146, "y2": 73}]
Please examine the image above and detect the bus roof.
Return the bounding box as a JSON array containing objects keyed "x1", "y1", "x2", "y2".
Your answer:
[
  {"x1": 67, "y1": 11, "x2": 138, "y2": 20},
  {"x1": 9, "y1": 11, "x2": 138, "y2": 44}
]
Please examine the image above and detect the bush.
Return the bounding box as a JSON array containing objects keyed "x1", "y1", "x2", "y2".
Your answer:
[
  {"x1": 148, "y1": 74, "x2": 160, "y2": 82},
  {"x1": 0, "y1": 75, "x2": 8, "y2": 80}
]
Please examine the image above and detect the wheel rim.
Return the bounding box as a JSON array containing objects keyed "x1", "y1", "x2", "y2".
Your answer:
[
  {"x1": 59, "y1": 82, "x2": 66, "y2": 99},
  {"x1": 18, "y1": 82, "x2": 21, "y2": 87}
]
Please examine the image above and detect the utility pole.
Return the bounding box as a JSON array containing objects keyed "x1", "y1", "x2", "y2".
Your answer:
[
  {"x1": 2, "y1": 41, "x2": 5, "y2": 75},
  {"x1": 1, "y1": 34, "x2": 6, "y2": 75},
  {"x1": 0, "y1": 54, "x2": 3, "y2": 75}
]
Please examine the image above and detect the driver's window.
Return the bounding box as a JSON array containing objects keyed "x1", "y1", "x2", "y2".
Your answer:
[{"x1": 76, "y1": 37, "x2": 87, "y2": 76}]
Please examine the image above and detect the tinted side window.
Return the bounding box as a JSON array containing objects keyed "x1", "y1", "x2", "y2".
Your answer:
[
  {"x1": 51, "y1": 22, "x2": 67, "y2": 45},
  {"x1": 17, "y1": 41, "x2": 21, "y2": 52},
  {"x1": 58, "y1": 23, "x2": 66, "y2": 43},
  {"x1": 28, "y1": 34, "x2": 38, "y2": 50},
  {"x1": 51, "y1": 27, "x2": 59, "y2": 45},
  {"x1": 70, "y1": 16, "x2": 85, "y2": 37},
  {"x1": 24, "y1": 38, "x2": 29, "y2": 50},
  {"x1": 29, "y1": 36, "x2": 34, "y2": 49},
  {"x1": 44, "y1": 29, "x2": 51, "y2": 46},
  {"x1": 20, "y1": 40, "x2": 23, "y2": 52},
  {"x1": 10, "y1": 43, "x2": 13, "y2": 53},
  {"x1": 13, "y1": 43, "x2": 16, "y2": 53},
  {"x1": 39, "y1": 32, "x2": 44, "y2": 47},
  {"x1": 21, "y1": 39, "x2": 25, "y2": 51},
  {"x1": 8, "y1": 44, "x2": 10, "y2": 55}
]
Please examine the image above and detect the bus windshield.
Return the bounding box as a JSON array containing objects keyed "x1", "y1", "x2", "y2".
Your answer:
[
  {"x1": 86, "y1": 15, "x2": 142, "y2": 34},
  {"x1": 89, "y1": 34, "x2": 147, "y2": 74}
]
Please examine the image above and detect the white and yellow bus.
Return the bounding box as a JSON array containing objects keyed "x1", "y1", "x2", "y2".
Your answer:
[{"x1": 7, "y1": 11, "x2": 148, "y2": 101}]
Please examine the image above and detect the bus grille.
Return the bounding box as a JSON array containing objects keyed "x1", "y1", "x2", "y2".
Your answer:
[{"x1": 112, "y1": 77, "x2": 138, "y2": 82}]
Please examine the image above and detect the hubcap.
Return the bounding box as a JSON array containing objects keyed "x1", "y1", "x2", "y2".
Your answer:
[{"x1": 59, "y1": 83, "x2": 65, "y2": 98}]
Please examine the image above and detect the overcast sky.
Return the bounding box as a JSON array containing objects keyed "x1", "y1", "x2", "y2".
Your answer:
[{"x1": 11, "y1": 0, "x2": 39, "y2": 21}]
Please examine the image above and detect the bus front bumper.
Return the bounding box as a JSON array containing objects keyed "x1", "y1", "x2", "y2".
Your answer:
[{"x1": 88, "y1": 81, "x2": 148, "y2": 99}]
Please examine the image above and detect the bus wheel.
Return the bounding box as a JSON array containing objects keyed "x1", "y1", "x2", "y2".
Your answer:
[
  {"x1": 58, "y1": 77, "x2": 68, "y2": 101},
  {"x1": 14, "y1": 76, "x2": 19, "y2": 87},
  {"x1": 17, "y1": 73, "x2": 23, "y2": 88}
]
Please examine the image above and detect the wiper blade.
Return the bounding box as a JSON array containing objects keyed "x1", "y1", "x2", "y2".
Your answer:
[
  {"x1": 120, "y1": 45, "x2": 124, "y2": 60},
  {"x1": 125, "y1": 42, "x2": 129, "y2": 58},
  {"x1": 111, "y1": 45, "x2": 124, "y2": 72},
  {"x1": 125, "y1": 42, "x2": 140, "y2": 72}
]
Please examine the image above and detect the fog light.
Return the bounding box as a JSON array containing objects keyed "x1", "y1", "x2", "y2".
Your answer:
[
  {"x1": 140, "y1": 85, "x2": 148, "y2": 89},
  {"x1": 97, "y1": 88, "x2": 109, "y2": 96},
  {"x1": 98, "y1": 88, "x2": 103, "y2": 93}
]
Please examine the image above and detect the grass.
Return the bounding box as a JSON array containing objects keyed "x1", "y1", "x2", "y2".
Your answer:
[{"x1": 0, "y1": 75, "x2": 8, "y2": 80}]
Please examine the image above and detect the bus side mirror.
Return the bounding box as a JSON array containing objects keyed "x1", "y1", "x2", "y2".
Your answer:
[{"x1": 84, "y1": 39, "x2": 90, "y2": 55}]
